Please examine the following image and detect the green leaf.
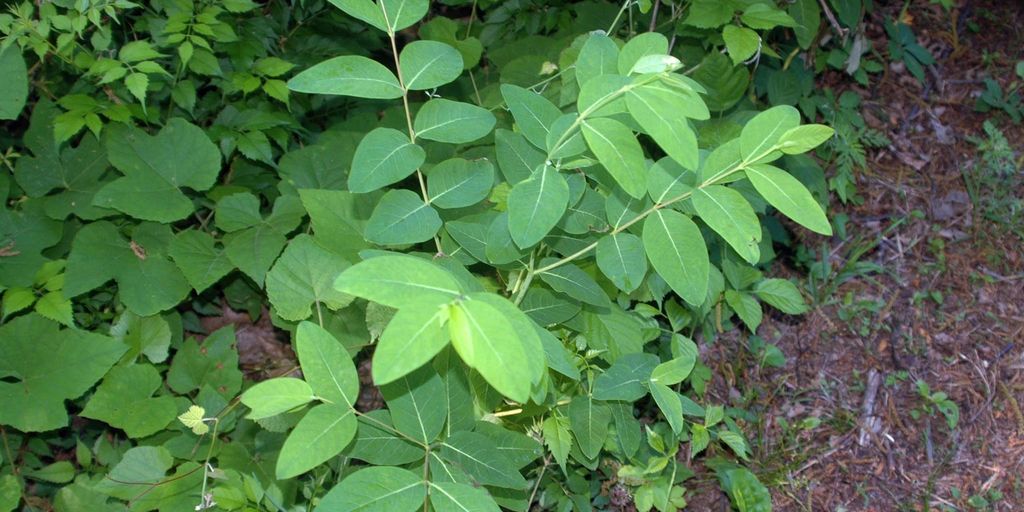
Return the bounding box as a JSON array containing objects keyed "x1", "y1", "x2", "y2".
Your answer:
[
  {"x1": 0, "y1": 474, "x2": 17, "y2": 511},
  {"x1": 593, "y1": 353, "x2": 659, "y2": 401},
  {"x1": 288, "y1": 56, "x2": 403, "y2": 99},
  {"x1": 507, "y1": 165, "x2": 569, "y2": 248},
  {"x1": 745, "y1": 164, "x2": 831, "y2": 235},
  {"x1": 81, "y1": 364, "x2": 177, "y2": 438},
  {"x1": 753, "y1": 278, "x2": 808, "y2": 314},
  {"x1": 266, "y1": 235, "x2": 353, "y2": 321},
  {"x1": 34, "y1": 291, "x2": 73, "y2": 327},
  {"x1": 725, "y1": 290, "x2": 762, "y2": 331},
  {"x1": 364, "y1": 189, "x2": 442, "y2": 245},
  {"x1": 501, "y1": 84, "x2": 562, "y2": 149},
  {"x1": 326, "y1": 0, "x2": 387, "y2": 32},
  {"x1": 723, "y1": 26, "x2": 760, "y2": 66},
  {"x1": 692, "y1": 52, "x2": 749, "y2": 112},
  {"x1": 567, "y1": 396, "x2": 610, "y2": 459},
  {"x1": 581, "y1": 117, "x2": 647, "y2": 199},
  {"x1": 335, "y1": 254, "x2": 462, "y2": 308},
  {"x1": 495, "y1": 129, "x2": 544, "y2": 185},
  {"x1": 448, "y1": 298, "x2": 530, "y2": 402},
  {"x1": 651, "y1": 336, "x2": 696, "y2": 386},
  {"x1": 295, "y1": 321, "x2": 360, "y2": 407},
  {"x1": 373, "y1": 300, "x2": 449, "y2": 384},
  {"x1": 0, "y1": 47, "x2": 28, "y2": 120},
  {"x1": 596, "y1": 233, "x2": 647, "y2": 293},
  {"x1": 542, "y1": 414, "x2": 573, "y2": 470},
  {"x1": 346, "y1": 410, "x2": 423, "y2": 465},
  {"x1": 167, "y1": 326, "x2": 242, "y2": 398},
  {"x1": 718, "y1": 430, "x2": 750, "y2": 460},
  {"x1": 168, "y1": 229, "x2": 233, "y2": 293},
  {"x1": 277, "y1": 403, "x2": 356, "y2": 479},
  {"x1": 401, "y1": 40, "x2": 463, "y2": 90},
  {"x1": 626, "y1": 83, "x2": 701, "y2": 169},
  {"x1": 618, "y1": 32, "x2": 669, "y2": 75},
  {"x1": 414, "y1": 99, "x2": 496, "y2": 144},
  {"x1": 739, "y1": 105, "x2": 800, "y2": 163},
  {"x1": 300, "y1": 189, "x2": 374, "y2": 261},
  {"x1": 440, "y1": 431, "x2": 527, "y2": 489},
  {"x1": 124, "y1": 72, "x2": 149, "y2": 105},
  {"x1": 642, "y1": 210, "x2": 709, "y2": 306},
  {"x1": 521, "y1": 287, "x2": 581, "y2": 326},
  {"x1": 349, "y1": 127, "x2": 426, "y2": 193},
  {"x1": 240, "y1": 378, "x2": 314, "y2": 419},
  {"x1": 25, "y1": 461, "x2": 75, "y2": 484},
  {"x1": 427, "y1": 158, "x2": 495, "y2": 209},
  {"x1": 380, "y1": 0, "x2": 429, "y2": 32},
  {"x1": 575, "y1": 33, "x2": 619, "y2": 88},
  {"x1": 741, "y1": 3, "x2": 797, "y2": 29},
  {"x1": 64, "y1": 221, "x2": 190, "y2": 316},
  {"x1": 430, "y1": 481, "x2": 501, "y2": 512},
  {"x1": 537, "y1": 261, "x2": 610, "y2": 308},
  {"x1": 381, "y1": 364, "x2": 446, "y2": 444},
  {"x1": 316, "y1": 466, "x2": 425, "y2": 512},
  {"x1": 650, "y1": 382, "x2": 684, "y2": 434},
  {"x1": 93, "y1": 119, "x2": 220, "y2": 222},
  {"x1": 110, "y1": 311, "x2": 171, "y2": 364},
  {"x1": 777, "y1": 124, "x2": 835, "y2": 154},
  {"x1": 220, "y1": 194, "x2": 304, "y2": 286},
  {"x1": 720, "y1": 467, "x2": 771, "y2": 512},
  {"x1": 684, "y1": 0, "x2": 734, "y2": 27},
  {"x1": 789, "y1": 0, "x2": 822, "y2": 49},
  {"x1": 0, "y1": 314, "x2": 126, "y2": 432},
  {"x1": 692, "y1": 185, "x2": 762, "y2": 264},
  {"x1": 0, "y1": 203, "x2": 62, "y2": 288},
  {"x1": 177, "y1": 405, "x2": 208, "y2": 435}
]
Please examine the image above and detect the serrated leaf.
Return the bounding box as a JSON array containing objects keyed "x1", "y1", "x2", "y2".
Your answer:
[
  {"x1": 348, "y1": 127, "x2": 425, "y2": 193},
  {"x1": 581, "y1": 117, "x2": 647, "y2": 199},
  {"x1": 507, "y1": 165, "x2": 569, "y2": 248},
  {"x1": 316, "y1": 466, "x2": 424, "y2": 512},
  {"x1": 753, "y1": 278, "x2": 807, "y2": 314},
  {"x1": 745, "y1": 164, "x2": 831, "y2": 235},
  {"x1": 266, "y1": 234, "x2": 353, "y2": 322},
  {"x1": 167, "y1": 326, "x2": 242, "y2": 398},
  {"x1": 288, "y1": 55, "x2": 403, "y2": 99},
  {"x1": 595, "y1": 233, "x2": 647, "y2": 293},
  {"x1": 414, "y1": 99, "x2": 495, "y2": 144},
  {"x1": 124, "y1": 72, "x2": 148, "y2": 105},
  {"x1": 692, "y1": 185, "x2": 762, "y2": 264},
  {"x1": 684, "y1": 0, "x2": 734, "y2": 28},
  {"x1": 334, "y1": 254, "x2": 463, "y2": 308},
  {"x1": 364, "y1": 189, "x2": 442, "y2": 245},
  {"x1": 542, "y1": 414, "x2": 572, "y2": 470},
  {"x1": 81, "y1": 364, "x2": 177, "y2": 438},
  {"x1": 642, "y1": 209, "x2": 709, "y2": 306},
  {"x1": 724, "y1": 290, "x2": 762, "y2": 331},
  {"x1": 741, "y1": 3, "x2": 797, "y2": 29},
  {"x1": 401, "y1": 40, "x2": 463, "y2": 90},
  {"x1": 93, "y1": 119, "x2": 220, "y2": 222},
  {"x1": 177, "y1": 405, "x2": 209, "y2": 435},
  {"x1": 0, "y1": 314, "x2": 126, "y2": 432}
]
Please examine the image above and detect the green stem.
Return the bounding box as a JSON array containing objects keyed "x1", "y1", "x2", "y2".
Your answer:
[{"x1": 606, "y1": 0, "x2": 633, "y2": 35}]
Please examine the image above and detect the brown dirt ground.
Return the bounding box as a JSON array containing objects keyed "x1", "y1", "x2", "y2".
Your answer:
[{"x1": 689, "y1": 1, "x2": 1024, "y2": 510}]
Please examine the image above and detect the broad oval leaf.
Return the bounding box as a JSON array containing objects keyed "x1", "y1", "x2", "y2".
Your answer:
[
  {"x1": 380, "y1": 364, "x2": 447, "y2": 444},
  {"x1": 427, "y1": 158, "x2": 495, "y2": 209},
  {"x1": 495, "y1": 128, "x2": 544, "y2": 185},
  {"x1": 447, "y1": 299, "x2": 530, "y2": 402},
  {"x1": 745, "y1": 164, "x2": 831, "y2": 235},
  {"x1": 440, "y1": 431, "x2": 528, "y2": 489},
  {"x1": 348, "y1": 127, "x2": 425, "y2": 193},
  {"x1": 345, "y1": 410, "x2": 423, "y2": 465},
  {"x1": 593, "y1": 352, "x2": 659, "y2": 401},
  {"x1": 626, "y1": 83, "x2": 699, "y2": 170},
  {"x1": 315, "y1": 466, "x2": 424, "y2": 512},
  {"x1": 575, "y1": 33, "x2": 619, "y2": 88},
  {"x1": 373, "y1": 300, "x2": 450, "y2": 385},
  {"x1": 537, "y1": 261, "x2": 610, "y2": 308},
  {"x1": 288, "y1": 55, "x2": 403, "y2": 99},
  {"x1": 507, "y1": 165, "x2": 569, "y2": 249},
  {"x1": 642, "y1": 209, "x2": 709, "y2": 306},
  {"x1": 692, "y1": 185, "x2": 762, "y2": 264},
  {"x1": 567, "y1": 396, "x2": 610, "y2": 459},
  {"x1": 430, "y1": 481, "x2": 501, "y2": 512},
  {"x1": 295, "y1": 322, "x2": 359, "y2": 407},
  {"x1": 414, "y1": 99, "x2": 496, "y2": 144},
  {"x1": 364, "y1": 189, "x2": 442, "y2": 245},
  {"x1": 739, "y1": 105, "x2": 800, "y2": 163},
  {"x1": 335, "y1": 254, "x2": 463, "y2": 309},
  {"x1": 240, "y1": 378, "x2": 314, "y2": 420},
  {"x1": 777, "y1": 124, "x2": 835, "y2": 154},
  {"x1": 647, "y1": 157, "x2": 695, "y2": 204},
  {"x1": 581, "y1": 117, "x2": 646, "y2": 199},
  {"x1": 618, "y1": 32, "x2": 669, "y2": 75},
  {"x1": 276, "y1": 403, "x2": 356, "y2": 479},
  {"x1": 595, "y1": 233, "x2": 647, "y2": 293},
  {"x1": 501, "y1": 83, "x2": 562, "y2": 150},
  {"x1": 400, "y1": 40, "x2": 463, "y2": 90}
]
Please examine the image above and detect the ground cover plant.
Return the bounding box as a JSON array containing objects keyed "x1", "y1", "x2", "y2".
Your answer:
[{"x1": 9, "y1": 0, "x2": 1009, "y2": 510}]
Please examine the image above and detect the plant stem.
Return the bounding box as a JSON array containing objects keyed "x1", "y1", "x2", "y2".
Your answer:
[{"x1": 607, "y1": 0, "x2": 633, "y2": 35}]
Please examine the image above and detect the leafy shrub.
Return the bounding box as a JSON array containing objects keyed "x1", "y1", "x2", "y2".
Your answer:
[{"x1": 0, "y1": 1, "x2": 837, "y2": 510}]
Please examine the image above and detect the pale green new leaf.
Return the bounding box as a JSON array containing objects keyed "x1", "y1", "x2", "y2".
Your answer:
[
  {"x1": 448, "y1": 299, "x2": 530, "y2": 402},
  {"x1": 400, "y1": 40, "x2": 463, "y2": 90},
  {"x1": 81, "y1": 364, "x2": 177, "y2": 438},
  {"x1": 692, "y1": 185, "x2": 762, "y2": 264},
  {"x1": 315, "y1": 466, "x2": 424, "y2": 512},
  {"x1": 364, "y1": 189, "x2": 442, "y2": 245},
  {"x1": 348, "y1": 127, "x2": 425, "y2": 193},
  {"x1": 288, "y1": 55, "x2": 403, "y2": 99},
  {"x1": 581, "y1": 118, "x2": 647, "y2": 199},
  {"x1": 507, "y1": 165, "x2": 569, "y2": 248},
  {"x1": 276, "y1": 403, "x2": 356, "y2": 479},
  {"x1": 177, "y1": 405, "x2": 208, "y2": 435},
  {"x1": 642, "y1": 210, "x2": 709, "y2": 306},
  {"x1": 93, "y1": 119, "x2": 220, "y2": 222},
  {"x1": 501, "y1": 84, "x2": 562, "y2": 149},
  {"x1": 745, "y1": 164, "x2": 831, "y2": 235},
  {"x1": 414, "y1": 99, "x2": 496, "y2": 144},
  {"x1": 427, "y1": 158, "x2": 495, "y2": 209},
  {"x1": 295, "y1": 321, "x2": 360, "y2": 407},
  {"x1": 373, "y1": 300, "x2": 450, "y2": 385},
  {"x1": 240, "y1": 378, "x2": 314, "y2": 420},
  {"x1": 739, "y1": 105, "x2": 800, "y2": 163},
  {"x1": 266, "y1": 234, "x2": 353, "y2": 322},
  {"x1": 335, "y1": 254, "x2": 463, "y2": 308},
  {"x1": 595, "y1": 233, "x2": 647, "y2": 293}
]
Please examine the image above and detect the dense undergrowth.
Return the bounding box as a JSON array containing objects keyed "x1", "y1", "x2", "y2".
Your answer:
[{"x1": 0, "y1": 0, "x2": 952, "y2": 511}]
